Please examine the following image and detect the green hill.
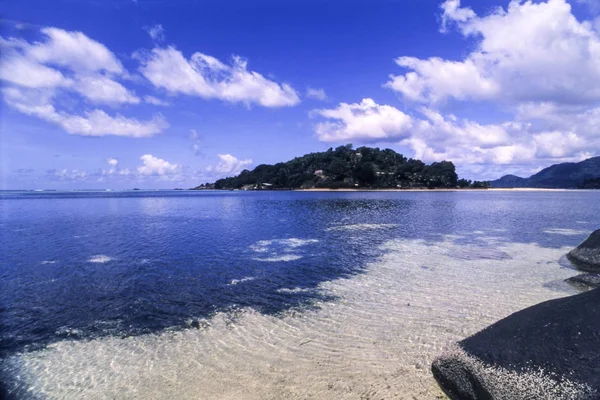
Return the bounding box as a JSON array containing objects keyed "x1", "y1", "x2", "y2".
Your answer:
[{"x1": 194, "y1": 145, "x2": 489, "y2": 190}]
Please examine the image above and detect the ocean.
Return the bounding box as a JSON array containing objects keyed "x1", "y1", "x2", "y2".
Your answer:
[{"x1": 1, "y1": 190, "x2": 598, "y2": 399}]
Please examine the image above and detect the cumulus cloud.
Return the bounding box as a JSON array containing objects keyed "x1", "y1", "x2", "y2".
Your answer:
[
  {"x1": 306, "y1": 87, "x2": 327, "y2": 101},
  {"x1": 74, "y1": 75, "x2": 140, "y2": 105},
  {"x1": 386, "y1": 0, "x2": 600, "y2": 105},
  {"x1": 210, "y1": 154, "x2": 253, "y2": 176},
  {"x1": 137, "y1": 154, "x2": 181, "y2": 176},
  {"x1": 28, "y1": 27, "x2": 124, "y2": 74},
  {"x1": 0, "y1": 29, "x2": 139, "y2": 107},
  {"x1": 0, "y1": 49, "x2": 70, "y2": 89},
  {"x1": 3, "y1": 87, "x2": 168, "y2": 137},
  {"x1": 313, "y1": 98, "x2": 413, "y2": 142},
  {"x1": 371, "y1": 0, "x2": 600, "y2": 178},
  {"x1": 312, "y1": 97, "x2": 595, "y2": 172},
  {"x1": 106, "y1": 158, "x2": 119, "y2": 174},
  {"x1": 0, "y1": 27, "x2": 170, "y2": 138},
  {"x1": 135, "y1": 47, "x2": 300, "y2": 107}
]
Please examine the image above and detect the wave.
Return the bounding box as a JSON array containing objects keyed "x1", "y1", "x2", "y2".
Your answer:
[
  {"x1": 543, "y1": 228, "x2": 589, "y2": 236},
  {"x1": 326, "y1": 223, "x2": 399, "y2": 232},
  {"x1": 253, "y1": 255, "x2": 303, "y2": 262},
  {"x1": 88, "y1": 255, "x2": 113, "y2": 263},
  {"x1": 228, "y1": 277, "x2": 256, "y2": 285}
]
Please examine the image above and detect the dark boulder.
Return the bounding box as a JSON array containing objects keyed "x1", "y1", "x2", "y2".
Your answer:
[
  {"x1": 432, "y1": 289, "x2": 600, "y2": 399},
  {"x1": 567, "y1": 230, "x2": 600, "y2": 272},
  {"x1": 566, "y1": 273, "x2": 600, "y2": 290}
]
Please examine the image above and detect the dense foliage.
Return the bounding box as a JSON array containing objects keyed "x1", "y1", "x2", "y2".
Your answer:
[
  {"x1": 579, "y1": 177, "x2": 600, "y2": 189},
  {"x1": 195, "y1": 145, "x2": 489, "y2": 190}
]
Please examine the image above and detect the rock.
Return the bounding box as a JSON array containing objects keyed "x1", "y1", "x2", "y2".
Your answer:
[
  {"x1": 567, "y1": 229, "x2": 600, "y2": 272},
  {"x1": 566, "y1": 273, "x2": 600, "y2": 290},
  {"x1": 432, "y1": 289, "x2": 600, "y2": 399}
]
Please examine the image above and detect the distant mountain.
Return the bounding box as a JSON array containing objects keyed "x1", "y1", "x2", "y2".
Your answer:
[
  {"x1": 193, "y1": 145, "x2": 490, "y2": 190},
  {"x1": 491, "y1": 157, "x2": 600, "y2": 188},
  {"x1": 490, "y1": 174, "x2": 527, "y2": 188}
]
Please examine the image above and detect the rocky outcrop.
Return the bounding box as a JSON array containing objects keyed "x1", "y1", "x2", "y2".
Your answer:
[
  {"x1": 566, "y1": 273, "x2": 600, "y2": 290},
  {"x1": 567, "y1": 229, "x2": 600, "y2": 272},
  {"x1": 432, "y1": 289, "x2": 600, "y2": 399}
]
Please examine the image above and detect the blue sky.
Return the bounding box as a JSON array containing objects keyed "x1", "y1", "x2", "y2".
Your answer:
[{"x1": 1, "y1": 0, "x2": 599, "y2": 189}]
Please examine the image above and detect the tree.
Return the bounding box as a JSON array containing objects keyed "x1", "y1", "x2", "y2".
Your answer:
[
  {"x1": 457, "y1": 178, "x2": 472, "y2": 188},
  {"x1": 353, "y1": 162, "x2": 376, "y2": 185},
  {"x1": 328, "y1": 159, "x2": 350, "y2": 181}
]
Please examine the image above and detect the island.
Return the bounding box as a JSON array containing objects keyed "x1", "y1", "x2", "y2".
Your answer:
[{"x1": 192, "y1": 145, "x2": 490, "y2": 190}]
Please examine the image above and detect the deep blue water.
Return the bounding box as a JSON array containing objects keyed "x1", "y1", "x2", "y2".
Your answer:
[{"x1": 1, "y1": 190, "x2": 598, "y2": 357}]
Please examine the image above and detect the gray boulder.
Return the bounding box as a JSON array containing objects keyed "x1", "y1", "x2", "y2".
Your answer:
[
  {"x1": 567, "y1": 229, "x2": 600, "y2": 272},
  {"x1": 432, "y1": 289, "x2": 600, "y2": 399},
  {"x1": 566, "y1": 273, "x2": 600, "y2": 290}
]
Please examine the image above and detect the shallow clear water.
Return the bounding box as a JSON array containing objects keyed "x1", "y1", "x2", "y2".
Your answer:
[{"x1": 1, "y1": 190, "x2": 598, "y2": 399}]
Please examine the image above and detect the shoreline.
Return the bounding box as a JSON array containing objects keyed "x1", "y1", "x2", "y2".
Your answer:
[{"x1": 294, "y1": 187, "x2": 574, "y2": 192}]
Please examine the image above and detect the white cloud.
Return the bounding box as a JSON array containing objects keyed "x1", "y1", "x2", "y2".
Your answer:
[
  {"x1": 106, "y1": 158, "x2": 119, "y2": 174},
  {"x1": 386, "y1": 57, "x2": 496, "y2": 103},
  {"x1": 0, "y1": 27, "x2": 168, "y2": 137},
  {"x1": 74, "y1": 75, "x2": 140, "y2": 105},
  {"x1": 386, "y1": 0, "x2": 600, "y2": 105},
  {"x1": 313, "y1": 98, "x2": 413, "y2": 142},
  {"x1": 211, "y1": 154, "x2": 253, "y2": 176},
  {"x1": 416, "y1": 107, "x2": 512, "y2": 150},
  {"x1": 145, "y1": 24, "x2": 165, "y2": 42},
  {"x1": 3, "y1": 87, "x2": 167, "y2": 137},
  {"x1": 0, "y1": 49, "x2": 71, "y2": 89},
  {"x1": 312, "y1": 97, "x2": 595, "y2": 174},
  {"x1": 374, "y1": 0, "x2": 600, "y2": 178},
  {"x1": 439, "y1": 0, "x2": 476, "y2": 32},
  {"x1": 137, "y1": 154, "x2": 181, "y2": 176},
  {"x1": 0, "y1": 27, "x2": 138, "y2": 105},
  {"x1": 29, "y1": 27, "x2": 124, "y2": 74},
  {"x1": 306, "y1": 87, "x2": 327, "y2": 101},
  {"x1": 135, "y1": 47, "x2": 300, "y2": 107},
  {"x1": 144, "y1": 95, "x2": 170, "y2": 106}
]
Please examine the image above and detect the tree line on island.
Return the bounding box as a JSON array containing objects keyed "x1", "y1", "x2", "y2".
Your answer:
[{"x1": 193, "y1": 145, "x2": 490, "y2": 190}]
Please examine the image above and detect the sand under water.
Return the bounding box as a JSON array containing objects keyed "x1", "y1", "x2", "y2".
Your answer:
[{"x1": 1, "y1": 233, "x2": 581, "y2": 399}]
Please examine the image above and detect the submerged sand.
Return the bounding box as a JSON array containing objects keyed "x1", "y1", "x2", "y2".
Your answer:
[{"x1": 2, "y1": 232, "x2": 581, "y2": 399}]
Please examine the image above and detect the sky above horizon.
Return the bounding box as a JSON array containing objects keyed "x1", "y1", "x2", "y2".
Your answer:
[{"x1": 1, "y1": 0, "x2": 600, "y2": 189}]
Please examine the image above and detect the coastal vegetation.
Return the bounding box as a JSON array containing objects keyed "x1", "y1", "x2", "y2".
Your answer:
[{"x1": 194, "y1": 145, "x2": 490, "y2": 190}]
